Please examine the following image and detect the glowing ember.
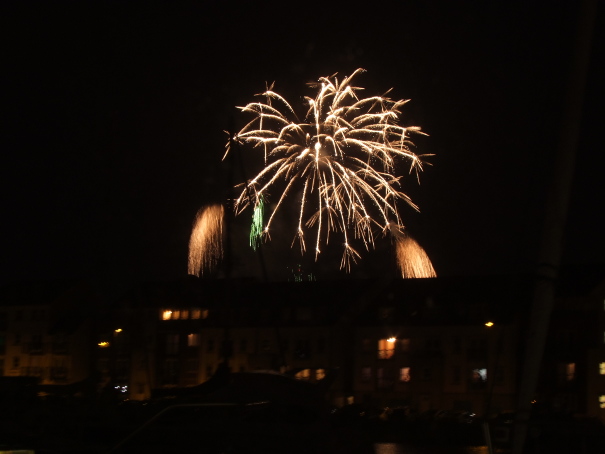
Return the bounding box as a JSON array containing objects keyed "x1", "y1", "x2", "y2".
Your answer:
[
  {"x1": 188, "y1": 204, "x2": 225, "y2": 276},
  {"x1": 226, "y1": 68, "x2": 430, "y2": 271}
]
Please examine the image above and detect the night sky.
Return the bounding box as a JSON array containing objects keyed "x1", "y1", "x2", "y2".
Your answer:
[{"x1": 2, "y1": 1, "x2": 604, "y2": 288}]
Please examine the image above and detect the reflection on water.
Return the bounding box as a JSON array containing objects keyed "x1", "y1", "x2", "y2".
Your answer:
[{"x1": 373, "y1": 443, "x2": 491, "y2": 454}]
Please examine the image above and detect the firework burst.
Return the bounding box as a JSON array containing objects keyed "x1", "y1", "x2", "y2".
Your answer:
[
  {"x1": 226, "y1": 68, "x2": 430, "y2": 271},
  {"x1": 188, "y1": 204, "x2": 225, "y2": 276}
]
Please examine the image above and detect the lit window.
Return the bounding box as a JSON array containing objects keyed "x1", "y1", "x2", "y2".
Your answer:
[
  {"x1": 98, "y1": 341, "x2": 110, "y2": 348},
  {"x1": 295, "y1": 369, "x2": 311, "y2": 380},
  {"x1": 191, "y1": 308, "x2": 208, "y2": 320},
  {"x1": 187, "y1": 333, "x2": 200, "y2": 347},
  {"x1": 181, "y1": 310, "x2": 189, "y2": 320},
  {"x1": 378, "y1": 338, "x2": 395, "y2": 359},
  {"x1": 316, "y1": 369, "x2": 326, "y2": 380},
  {"x1": 600, "y1": 362, "x2": 605, "y2": 375},
  {"x1": 600, "y1": 395, "x2": 605, "y2": 409},
  {"x1": 399, "y1": 367, "x2": 411, "y2": 382},
  {"x1": 162, "y1": 310, "x2": 172, "y2": 321},
  {"x1": 172, "y1": 310, "x2": 181, "y2": 320}
]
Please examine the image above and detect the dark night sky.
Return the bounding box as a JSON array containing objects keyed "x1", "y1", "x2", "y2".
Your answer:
[{"x1": 1, "y1": 1, "x2": 604, "y2": 287}]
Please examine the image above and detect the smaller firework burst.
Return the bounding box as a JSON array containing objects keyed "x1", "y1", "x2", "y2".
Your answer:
[
  {"x1": 390, "y1": 225, "x2": 436, "y2": 278},
  {"x1": 188, "y1": 204, "x2": 225, "y2": 276}
]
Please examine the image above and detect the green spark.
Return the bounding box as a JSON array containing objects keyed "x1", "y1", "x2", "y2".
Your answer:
[{"x1": 250, "y1": 196, "x2": 264, "y2": 250}]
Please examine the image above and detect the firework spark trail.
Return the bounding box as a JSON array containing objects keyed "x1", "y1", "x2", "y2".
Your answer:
[
  {"x1": 188, "y1": 204, "x2": 225, "y2": 276},
  {"x1": 226, "y1": 68, "x2": 430, "y2": 271},
  {"x1": 394, "y1": 231, "x2": 437, "y2": 279}
]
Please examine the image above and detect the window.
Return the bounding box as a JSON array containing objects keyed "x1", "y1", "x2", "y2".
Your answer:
[
  {"x1": 295, "y1": 340, "x2": 310, "y2": 359},
  {"x1": 399, "y1": 338, "x2": 410, "y2": 352},
  {"x1": 361, "y1": 367, "x2": 372, "y2": 382},
  {"x1": 166, "y1": 334, "x2": 179, "y2": 354},
  {"x1": 378, "y1": 338, "x2": 395, "y2": 359},
  {"x1": 187, "y1": 333, "x2": 200, "y2": 347},
  {"x1": 30, "y1": 334, "x2": 43, "y2": 354},
  {"x1": 186, "y1": 359, "x2": 199, "y2": 375},
  {"x1": 472, "y1": 368, "x2": 487, "y2": 383},
  {"x1": 600, "y1": 395, "x2": 605, "y2": 409},
  {"x1": 422, "y1": 367, "x2": 432, "y2": 382},
  {"x1": 362, "y1": 339, "x2": 371, "y2": 353},
  {"x1": 191, "y1": 308, "x2": 208, "y2": 320},
  {"x1": 52, "y1": 334, "x2": 68, "y2": 354},
  {"x1": 565, "y1": 363, "x2": 575, "y2": 381},
  {"x1": 600, "y1": 362, "x2": 605, "y2": 375},
  {"x1": 399, "y1": 367, "x2": 411, "y2": 382},
  {"x1": 558, "y1": 362, "x2": 575, "y2": 382},
  {"x1": 295, "y1": 369, "x2": 311, "y2": 380},
  {"x1": 161, "y1": 310, "x2": 172, "y2": 321},
  {"x1": 377, "y1": 367, "x2": 392, "y2": 389},
  {"x1": 181, "y1": 309, "x2": 189, "y2": 320},
  {"x1": 163, "y1": 359, "x2": 179, "y2": 385},
  {"x1": 316, "y1": 368, "x2": 326, "y2": 380}
]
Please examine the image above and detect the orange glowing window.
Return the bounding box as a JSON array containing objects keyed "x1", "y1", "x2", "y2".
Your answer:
[
  {"x1": 161, "y1": 310, "x2": 172, "y2": 321},
  {"x1": 181, "y1": 310, "x2": 189, "y2": 320},
  {"x1": 399, "y1": 367, "x2": 411, "y2": 382},
  {"x1": 316, "y1": 369, "x2": 326, "y2": 380},
  {"x1": 378, "y1": 338, "x2": 395, "y2": 359},
  {"x1": 191, "y1": 308, "x2": 208, "y2": 320},
  {"x1": 600, "y1": 395, "x2": 605, "y2": 409},
  {"x1": 600, "y1": 362, "x2": 605, "y2": 375},
  {"x1": 187, "y1": 333, "x2": 200, "y2": 347}
]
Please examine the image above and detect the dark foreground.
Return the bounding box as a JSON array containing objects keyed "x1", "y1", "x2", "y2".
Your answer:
[{"x1": 2, "y1": 397, "x2": 604, "y2": 453}]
